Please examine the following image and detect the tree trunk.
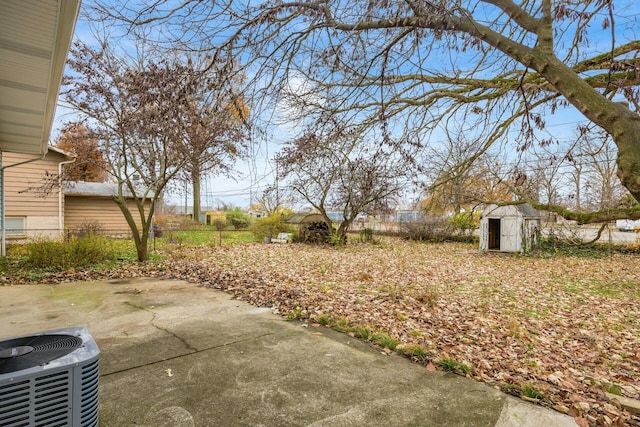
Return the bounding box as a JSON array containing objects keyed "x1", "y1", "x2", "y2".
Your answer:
[
  {"x1": 336, "y1": 219, "x2": 353, "y2": 244},
  {"x1": 134, "y1": 234, "x2": 149, "y2": 263},
  {"x1": 192, "y1": 162, "x2": 201, "y2": 224},
  {"x1": 113, "y1": 195, "x2": 152, "y2": 262}
]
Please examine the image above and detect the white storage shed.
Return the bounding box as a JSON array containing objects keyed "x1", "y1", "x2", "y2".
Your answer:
[{"x1": 480, "y1": 203, "x2": 541, "y2": 253}]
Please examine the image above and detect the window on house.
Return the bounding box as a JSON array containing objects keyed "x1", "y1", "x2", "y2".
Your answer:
[{"x1": 5, "y1": 217, "x2": 25, "y2": 236}]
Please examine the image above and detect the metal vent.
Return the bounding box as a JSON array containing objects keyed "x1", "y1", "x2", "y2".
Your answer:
[
  {"x1": 0, "y1": 327, "x2": 100, "y2": 427},
  {"x1": 0, "y1": 379, "x2": 30, "y2": 426},
  {"x1": 79, "y1": 359, "x2": 99, "y2": 426},
  {"x1": 34, "y1": 370, "x2": 71, "y2": 426}
]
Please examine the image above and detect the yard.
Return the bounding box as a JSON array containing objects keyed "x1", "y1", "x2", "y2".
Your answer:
[
  {"x1": 5, "y1": 236, "x2": 640, "y2": 425},
  {"x1": 153, "y1": 238, "x2": 640, "y2": 426}
]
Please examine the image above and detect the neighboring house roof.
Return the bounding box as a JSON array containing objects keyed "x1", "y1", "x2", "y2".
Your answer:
[
  {"x1": 64, "y1": 181, "x2": 137, "y2": 199},
  {"x1": 0, "y1": 0, "x2": 81, "y2": 156}
]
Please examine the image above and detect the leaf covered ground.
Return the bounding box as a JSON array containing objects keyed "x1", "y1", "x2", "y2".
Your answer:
[
  {"x1": 12, "y1": 238, "x2": 640, "y2": 425},
  {"x1": 156, "y1": 239, "x2": 640, "y2": 426}
]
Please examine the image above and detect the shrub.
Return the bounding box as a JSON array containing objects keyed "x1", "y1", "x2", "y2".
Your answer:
[
  {"x1": 226, "y1": 208, "x2": 252, "y2": 230},
  {"x1": 212, "y1": 218, "x2": 227, "y2": 231},
  {"x1": 252, "y1": 213, "x2": 291, "y2": 239},
  {"x1": 328, "y1": 232, "x2": 344, "y2": 247},
  {"x1": 72, "y1": 220, "x2": 105, "y2": 237},
  {"x1": 359, "y1": 228, "x2": 374, "y2": 243},
  {"x1": 400, "y1": 219, "x2": 452, "y2": 242},
  {"x1": 24, "y1": 234, "x2": 116, "y2": 270},
  {"x1": 449, "y1": 211, "x2": 479, "y2": 236}
]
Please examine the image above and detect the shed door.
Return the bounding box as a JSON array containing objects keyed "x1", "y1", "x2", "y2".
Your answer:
[
  {"x1": 501, "y1": 218, "x2": 519, "y2": 252},
  {"x1": 487, "y1": 218, "x2": 500, "y2": 250}
]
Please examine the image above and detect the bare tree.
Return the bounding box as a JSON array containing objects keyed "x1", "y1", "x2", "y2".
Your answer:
[
  {"x1": 425, "y1": 133, "x2": 512, "y2": 214},
  {"x1": 278, "y1": 123, "x2": 411, "y2": 243},
  {"x1": 99, "y1": 0, "x2": 640, "y2": 224},
  {"x1": 528, "y1": 146, "x2": 566, "y2": 206},
  {"x1": 582, "y1": 133, "x2": 629, "y2": 210},
  {"x1": 566, "y1": 147, "x2": 585, "y2": 211},
  {"x1": 170, "y1": 56, "x2": 249, "y2": 223},
  {"x1": 254, "y1": 184, "x2": 294, "y2": 216}
]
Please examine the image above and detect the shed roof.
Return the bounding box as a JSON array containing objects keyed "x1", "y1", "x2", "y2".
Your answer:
[
  {"x1": 482, "y1": 203, "x2": 540, "y2": 219},
  {"x1": 513, "y1": 203, "x2": 540, "y2": 218},
  {"x1": 64, "y1": 181, "x2": 137, "y2": 198}
]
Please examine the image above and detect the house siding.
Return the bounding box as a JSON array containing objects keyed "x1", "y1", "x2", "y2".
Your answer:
[
  {"x1": 64, "y1": 196, "x2": 147, "y2": 236},
  {"x1": 3, "y1": 150, "x2": 67, "y2": 239}
]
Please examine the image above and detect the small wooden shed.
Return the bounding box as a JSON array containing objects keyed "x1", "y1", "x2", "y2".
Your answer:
[{"x1": 479, "y1": 204, "x2": 541, "y2": 253}]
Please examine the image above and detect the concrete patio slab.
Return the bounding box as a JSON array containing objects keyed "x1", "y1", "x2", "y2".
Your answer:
[{"x1": 0, "y1": 278, "x2": 577, "y2": 426}]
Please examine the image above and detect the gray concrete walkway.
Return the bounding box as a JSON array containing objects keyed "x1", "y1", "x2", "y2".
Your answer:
[{"x1": 1, "y1": 278, "x2": 577, "y2": 426}]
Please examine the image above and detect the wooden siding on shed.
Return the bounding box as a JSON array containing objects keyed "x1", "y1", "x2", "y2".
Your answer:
[{"x1": 64, "y1": 196, "x2": 147, "y2": 235}]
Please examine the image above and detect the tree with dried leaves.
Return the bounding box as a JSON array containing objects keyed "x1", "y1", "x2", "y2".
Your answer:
[
  {"x1": 169, "y1": 58, "x2": 249, "y2": 223},
  {"x1": 62, "y1": 40, "x2": 245, "y2": 261},
  {"x1": 62, "y1": 41, "x2": 186, "y2": 261},
  {"x1": 277, "y1": 123, "x2": 411, "y2": 244},
  {"x1": 424, "y1": 134, "x2": 513, "y2": 215},
  {"x1": 99, "y1": 0, "x2": 640, "y2": 224},
  {"x1": 55, "y1": 122, "x2": 108, "y2": 182}
]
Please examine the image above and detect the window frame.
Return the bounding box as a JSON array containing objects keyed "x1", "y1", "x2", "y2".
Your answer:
[{"x1": 5, "y1": 217, "x2": 26, "y2": 237}]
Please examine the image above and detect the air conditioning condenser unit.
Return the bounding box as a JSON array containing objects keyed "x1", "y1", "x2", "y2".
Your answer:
[{"x1": 0, "y1": 327, "x2": 100, "y2": 427}]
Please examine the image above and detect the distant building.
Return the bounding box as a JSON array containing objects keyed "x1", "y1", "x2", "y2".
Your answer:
[
  {"x1": 248, "y1": 210, "x2": 266, "y2": 219},
  {"x1": 396, "y1": 210, "x2": 424, "y2": 223}
]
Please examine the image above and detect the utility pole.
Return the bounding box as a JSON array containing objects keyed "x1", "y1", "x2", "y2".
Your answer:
[{"x1": 275, "y1": 160, "x2": 280, "y2": 209}]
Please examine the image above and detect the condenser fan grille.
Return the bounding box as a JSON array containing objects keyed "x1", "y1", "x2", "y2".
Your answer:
[{"x1": 0, "y1": 335, "x2": 83, "y2": 375}]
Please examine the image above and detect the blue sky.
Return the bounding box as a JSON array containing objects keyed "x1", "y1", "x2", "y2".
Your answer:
[{"x1": 52, "y1": 1, "x2": 640, "y2": 210}]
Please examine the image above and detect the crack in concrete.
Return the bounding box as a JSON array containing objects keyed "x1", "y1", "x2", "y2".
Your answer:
[
  {"x1": 101, "y1": 329, "x2": 277, "y2": 378},
  {"x1": 124, "y1": 301, "x2": 198, "y2": 352}
]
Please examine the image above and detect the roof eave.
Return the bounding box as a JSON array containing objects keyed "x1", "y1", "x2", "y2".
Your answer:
[{"x1": 40, "y1": 0, "x2": 81, "y2": 156}]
